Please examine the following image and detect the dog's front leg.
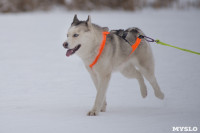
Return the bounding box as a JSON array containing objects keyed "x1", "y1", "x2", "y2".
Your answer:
[
  {"x1": 86, "y1": 66, "x2": 99, "y2": 89},
  {"x1": 86, "y1": 66, "x2": 107, "y2": 113},
  {"x1": 87, "y1": 73, "x2": 111, "y2": 116}
]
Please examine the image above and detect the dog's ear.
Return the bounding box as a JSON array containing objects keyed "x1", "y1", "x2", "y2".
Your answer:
[
  {"x1": 72, "y1": 14, "x2": 79, "y2": 25},
  {"x1": 86, "y1": 15, "x2": 92, "y2": 28}
]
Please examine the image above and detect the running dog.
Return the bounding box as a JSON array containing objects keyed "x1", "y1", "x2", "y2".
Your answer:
[{"x1": 63, "y1": 15, "x2": 164, "y2": 116}]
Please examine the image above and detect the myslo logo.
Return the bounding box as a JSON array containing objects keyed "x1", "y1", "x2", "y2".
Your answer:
[{"x1": 172, "y1": 127, "x2": 198, "y2": 132}]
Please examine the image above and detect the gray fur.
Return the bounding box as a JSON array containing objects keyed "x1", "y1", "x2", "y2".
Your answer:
[{"x1": 63, "y1": 15, "x2": 164, "y2": 116}]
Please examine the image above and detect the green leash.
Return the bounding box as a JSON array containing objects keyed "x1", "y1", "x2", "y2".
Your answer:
[
  {"x1": 138, "y1": 35, "x2": 200, "y2": 55},
  {"x1": 155, "y1": 40, "x2": 200, "y2": 55}
]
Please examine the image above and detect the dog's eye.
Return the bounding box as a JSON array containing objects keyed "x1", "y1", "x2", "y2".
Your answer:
[{"x1": 73, "y1": 34, "x2": 79, "y2": 37}]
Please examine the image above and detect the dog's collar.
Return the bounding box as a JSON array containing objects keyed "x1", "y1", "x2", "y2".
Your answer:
[{"x1": 89, "y1": 31, "x2": 110, "y2": 68}]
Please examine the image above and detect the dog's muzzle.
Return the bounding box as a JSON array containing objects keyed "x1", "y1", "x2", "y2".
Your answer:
[{"x1": 65, "y1": 44, "x2": 81, "y2": 57}]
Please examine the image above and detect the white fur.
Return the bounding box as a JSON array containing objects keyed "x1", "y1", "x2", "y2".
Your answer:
[{"x1": 63, "y1": 15, "x2": 164, "y2": 116}]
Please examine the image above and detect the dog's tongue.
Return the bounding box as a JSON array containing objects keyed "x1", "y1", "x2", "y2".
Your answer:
[{"x1": 66, "y1": 49, "x2": 73, "y2": 57}]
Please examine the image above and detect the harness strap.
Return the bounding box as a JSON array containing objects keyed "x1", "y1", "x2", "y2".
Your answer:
[
  {"x1": 89, "y1": 32, "x2": 142, "y2": 68},
  {"x1": 130, "y1": 37, "x2": 141, "y2": 55},
  {"x1": 89, "y1": 31, "x2": 110, "y2": 68}
]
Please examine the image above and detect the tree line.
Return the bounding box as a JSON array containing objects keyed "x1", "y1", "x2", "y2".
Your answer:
[{"x1": 0, "y1": 0, "x2": 199, "y2": 13}]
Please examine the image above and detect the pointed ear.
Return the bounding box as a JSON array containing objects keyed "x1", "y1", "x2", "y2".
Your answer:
[
  {"x1": 86, "y1": 15, "x2": 92, "y2": 27},
  {"x1": 71, "y1": 14, "x2": 79, "y2": 25}
]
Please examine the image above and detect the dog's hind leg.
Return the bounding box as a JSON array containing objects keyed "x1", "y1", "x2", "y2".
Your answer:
[
  {"x1": 120, "y1": 64, "x2": 147, "y2": 98},
  {"x1": 136, "y1": 62, "x2": 164, "y2": 99}
]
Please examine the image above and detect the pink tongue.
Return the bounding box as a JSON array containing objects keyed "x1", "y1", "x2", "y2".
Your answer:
[{"x1": 66, "y1": 49, "x2": 73, "y2": 57}]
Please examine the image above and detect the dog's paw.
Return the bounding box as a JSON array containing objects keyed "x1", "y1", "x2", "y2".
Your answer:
[
  {"x1": 141, "y1": 87, "x2": 147, "y2": 98},
  {"x1": 101, "y1": 102, "x2": 107, "y2": 112},
  {"x1": 87, "y1": 110, "x2": 99, "y2": 116},
  {"x1": 155, "y1": 91, "x2": 164, "y2": 100},
  {"x1": 101, "y1": 108, "x2": 106, "y2": 112},
  {"x1": 141, "y1": 90, "x2": 147, "y2": 98}
]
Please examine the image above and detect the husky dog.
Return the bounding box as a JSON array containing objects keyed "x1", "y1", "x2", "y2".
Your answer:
[{"x1": 63, "y1": 15, "x2": 164, "y2": 116}]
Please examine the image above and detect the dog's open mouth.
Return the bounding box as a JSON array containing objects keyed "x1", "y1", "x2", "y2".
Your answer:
[{"x1": 66, "y1": 44, "x2": 81, "y2": 57}]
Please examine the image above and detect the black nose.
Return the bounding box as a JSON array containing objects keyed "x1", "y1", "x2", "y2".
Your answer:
[{"x1": 63, "y1": 42, "x2": 68, "y2": 48}]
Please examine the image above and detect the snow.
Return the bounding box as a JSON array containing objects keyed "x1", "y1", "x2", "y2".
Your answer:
[{"x1": 0, "y1": 9, "x2": 200, "y2": 133}]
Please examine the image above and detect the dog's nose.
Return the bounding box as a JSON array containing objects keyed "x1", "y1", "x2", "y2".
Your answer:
[{"x1": 63, "y1": 42, "x2": 68, "y2": 48}]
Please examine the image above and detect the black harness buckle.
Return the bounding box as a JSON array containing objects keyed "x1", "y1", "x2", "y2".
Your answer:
[{"x1": 139, "y1": 35, "x2": 156, "y2": 42}]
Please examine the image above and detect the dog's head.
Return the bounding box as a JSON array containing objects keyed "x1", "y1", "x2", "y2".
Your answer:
[
  {"x1": 63, "y1": 15, "x2": 109, "y2": 58},
  {"x1": 63, "y1": 15, "x2": 91, "y2": 57}
]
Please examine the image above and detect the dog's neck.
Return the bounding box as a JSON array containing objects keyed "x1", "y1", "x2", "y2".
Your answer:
[{"x1": 78, "y1": 27, "x2": 105, "y2": 66}]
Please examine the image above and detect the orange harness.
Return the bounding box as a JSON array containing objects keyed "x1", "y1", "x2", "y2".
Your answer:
[
  {"x1": 89, "y1": 32, "x2": 141, "y2": 68},
  {"x1": 130, "y1": 37, "x2": 141, "y2": 55},
  {"x1": 89, "y1": 31, "x2": 110, "y2": 68}
]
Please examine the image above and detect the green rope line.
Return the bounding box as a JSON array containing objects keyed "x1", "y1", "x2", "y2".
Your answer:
[{"x1": 155, "y1": 40, "x2": 200, "y2": 55}]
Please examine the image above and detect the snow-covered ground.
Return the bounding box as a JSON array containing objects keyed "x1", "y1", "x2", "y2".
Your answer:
[{"x1": 0, "y1": 9, "x2": 200, "y2": 133}]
